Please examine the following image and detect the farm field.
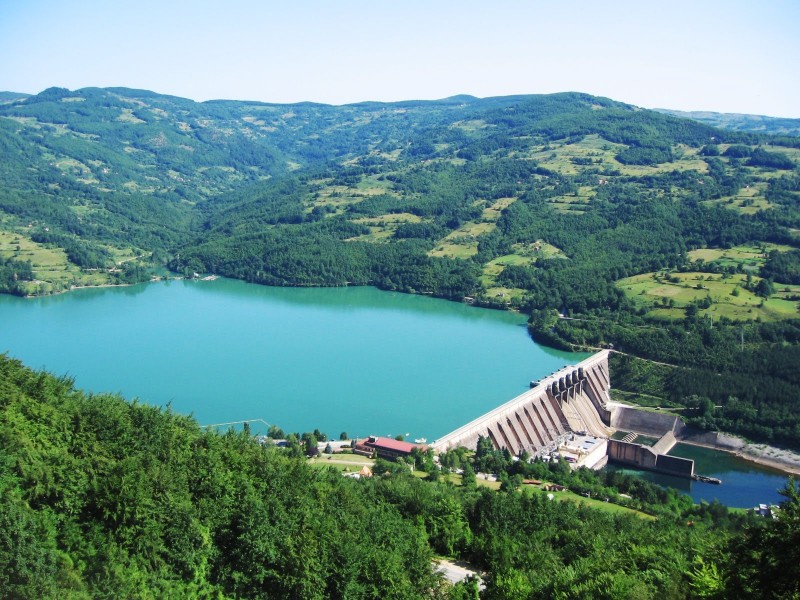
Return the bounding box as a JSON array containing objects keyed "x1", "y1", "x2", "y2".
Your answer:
[
  {"x1": 0, "y1": 230, "x2": 141, "y2": 295},
  {"x1": 618, "y1": 270, "x2": 800, "y2": 322}
]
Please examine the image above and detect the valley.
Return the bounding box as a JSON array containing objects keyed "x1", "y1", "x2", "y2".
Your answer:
[{"x1": 1, "y1": 86, "x2": 800, "y2": 599}]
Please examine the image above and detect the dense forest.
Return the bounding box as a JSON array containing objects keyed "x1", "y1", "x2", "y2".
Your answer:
[
  {"x1": 2, "y1": 355, "x2": 799, "y2": 598},
  {"x1": 1, "y1": 87, "x2": 799, "y2": 450}
]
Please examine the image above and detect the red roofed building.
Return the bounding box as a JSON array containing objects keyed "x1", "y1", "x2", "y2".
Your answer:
[{"x1": 353, "y1": 436, "x2": 426, "y2": 461}]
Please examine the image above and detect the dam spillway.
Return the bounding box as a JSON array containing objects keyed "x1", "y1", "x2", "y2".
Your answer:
[
  {"x1": 431, "y1": 349, "x2": 702, "y2": 481},
  {"x1": 432, "y1": 351, "x2": 613, "y2": 456}
]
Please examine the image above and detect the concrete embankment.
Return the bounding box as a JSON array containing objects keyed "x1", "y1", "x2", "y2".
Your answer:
[{"x1": 610, "y1": 405, "x2": 685, "y2": 438}]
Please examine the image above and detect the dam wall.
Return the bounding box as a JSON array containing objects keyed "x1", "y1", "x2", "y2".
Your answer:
[
  {"x1": 655, "y1": 453, "x2": 694, "y2": 478},
  {"x1": 610, "y1": 406, "x2": 686, "y2": 438},
  {"x1": 651, "y1": 431, "x2": 677, "y2": 455},
  {"x1": 432, "y1": 351, "x2": 612, "y2": 456},
  {"x1": 433, "y1": 350, "x2": 700, "y2": 479},
  {"x1": 608, "y1": 431, "x2": 694, "y2": 478},
  {"x1": 680, "y1": 428, "x2": 747, "y2": 451},
  {"x1": 607, "y1": 439, "x2": 658, "y2": 470}
]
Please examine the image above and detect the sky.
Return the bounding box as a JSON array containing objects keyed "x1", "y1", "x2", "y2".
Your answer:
[{"x1": 1, "y1": 0, "x2": 798, "y2": 117}]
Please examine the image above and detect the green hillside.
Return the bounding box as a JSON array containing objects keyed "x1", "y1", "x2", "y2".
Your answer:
[
  {"x1": 2, "y1": 354, "x2": 798, "y2": 598},
  {"x1": 656, "y1": 108, "x2": 800, "y2": 137},
  {"x1": 2, "y1": 87, "x2": 800, "y2": 446}
]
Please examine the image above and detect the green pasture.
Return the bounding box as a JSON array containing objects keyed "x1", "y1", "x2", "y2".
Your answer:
[
  {"x1": 450, "y1": 119, "x2": 489, "y2": 132},
  {"x1": 480, "y1": 196, "x2": 517, "y2": 221},
  {"x1": 480, "y1": 285, "x2": 526, "y2": 304},
  {"x1": 479, "y1": 241, "x2": 565, "y2": 302},
  {"x1": 618, "y1": 270, "x2": 800, "y2": 322},
  {"x1": 308, "y1": 453, "x2": 375, "y2": 472},
  {"x1": 355, "y1": 174, "x2": 395, "y2": 193},
  {"x1": 347, "y1": 212, "x2": 427, "y2": 243},
  {"x1": 543, "y1": 489, "x2": 656, "y2": 519},
  {"x1": 0, "y1": 229, "x2": 140, "y2": 294},
  {"x1": 428, "y1": 219, "x2": 497, "y2": 259},
  {"x1": 705, "y1": 182, "x2": 775, "y2": 215},
  {"x1": 528, "y1": 134, "x2": 710, "y2": 179},
  {"x1": 686, "y1": 242, "x2": 794, "y2": 270},
  {"x1": 429, "y1": 240, "x2": 479, "y2": 259}
]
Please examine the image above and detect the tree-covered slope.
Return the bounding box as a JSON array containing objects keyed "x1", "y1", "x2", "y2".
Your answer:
[
  {"x1": 656, "y1": 108, "x2": 800, "y2": 137},
  {"x1": 0, "y1": 354, "x2": 440, "y2": 598},
  {"x1": 2, "y1": 87, "x2": 800, "y2": 445},
  {"x1": 3, "y1": 354, "x2": 799, "y2": 599}
]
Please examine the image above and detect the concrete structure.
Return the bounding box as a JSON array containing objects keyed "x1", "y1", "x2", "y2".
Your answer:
[
  {"x1": 560, "y1": 435, "x2": 609, "y2": 469},
  {"x1": 607, "y1": 433, "x2": 694, "y2": 479},
  {"x1": 432, "y1": 349, "x2": 702, "y2": 480},
  {"x1": 432, "y1": 351, "x2": 612, "y2": 457},
  {"x1": 610, "y1": 406, "x2": 686, "y2": 438}
]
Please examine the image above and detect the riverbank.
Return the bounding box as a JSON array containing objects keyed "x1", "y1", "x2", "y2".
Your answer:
[
  {"x1": 680, "y1": 438, "x2": 800, "y2": 477},
  {"x1": 738, "y1": 443, "x2": 800, "y2": 477},
  {"x1": 23, "y1": 276, "x2": 170, "y2": 299}
]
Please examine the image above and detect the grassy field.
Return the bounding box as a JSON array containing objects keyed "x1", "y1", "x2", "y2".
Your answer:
[
  {"x1": 308, "y1": 172, "x2": 401, "y2": 221},
  {"x1": 526, "y1": 134, "x2": 711, "y2": 180},
  {"x1": 479, "y1": 241, "x2": 566, "y2": 303},
  {"x1": 307, "y1": 453, "x2": 375, "y2": 472},
  {"x1": 687, "y1": 242, "x2": 794, "y2": 269},
  {"x1": 346, "y1": 212, "x2": 424, "y2": 242},
  {"x1": 428, "y1": 197, "x2": 518, "y2": 259},
  {"x1": 618, "y1": 242, "x2": 800, "y2": 321},
  {"x1": 0, "y1": 229, "x2": 142, "y2": 294},
  {"x1": 617, "y1": 270, "x2": 800, "y2": 322},
  {"x1": 704, "y1": 182, "x2": 775, "y2": 215},
  {"x1": 541, "y1": 488, "x2": 656, "y2": 519}
]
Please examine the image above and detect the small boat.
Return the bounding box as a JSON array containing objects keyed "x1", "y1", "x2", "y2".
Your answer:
[
  {"x1": 414, "y1": 437, "x2": 427, "y2": 444},
  {"x1": 692, "y1": 474, "x2": 722, "y2": 484}
]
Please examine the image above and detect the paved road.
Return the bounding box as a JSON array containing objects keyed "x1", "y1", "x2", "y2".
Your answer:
[{"x1": 435, "y1": 559, "x2": 484, "y2": 589}]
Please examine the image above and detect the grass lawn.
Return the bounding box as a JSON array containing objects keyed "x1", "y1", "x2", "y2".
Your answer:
[
  {"x1": 477, "y1": 478, "x2": 655, "y2": 519},
  {"x1": 481, "y1": 197, "x2": 517, "y2": 221},
  {"x1": 0, "y1": 229, "x2": 148, "y2": 294},
  {"x1": 479, "y1": 241, "x2": 566, "y2": 301},
  {"x1": 307, "y1": 453, "x2": 375, "y2": 472},
  {"x1": 541, "y1": 488, "x2": 656, "y2": 519},
  {"x1": 528, "y1": 134, "x2": 710, "y2": 179}
]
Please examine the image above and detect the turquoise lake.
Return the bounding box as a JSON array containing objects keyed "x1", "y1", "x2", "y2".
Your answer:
[
  {"x1": 0, "y1": 278, "x2": 581, "y2": 441},
  {"x1": 0, "y1": 278, "x2": 790, "y2": 508}
]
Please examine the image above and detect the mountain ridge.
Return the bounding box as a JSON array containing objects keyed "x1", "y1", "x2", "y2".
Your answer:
[{"x1": 1, "y1": 85, "x2": 799, "y2": 449}]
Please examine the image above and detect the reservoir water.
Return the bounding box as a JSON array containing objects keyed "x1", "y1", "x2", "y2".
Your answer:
[
  {"x1": 609, "y1": 443, "x2": 790, "y2": 509},
  {"x1": 0, "y1": 278, "x2": 581, "y2": 441},
  {"x1": 0, "y1": 278, "x2": 789, "y2": 507}
]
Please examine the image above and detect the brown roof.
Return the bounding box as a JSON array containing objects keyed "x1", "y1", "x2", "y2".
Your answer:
[{"x1": 364, "y1": 436, "x2": 422, "y2": 453}]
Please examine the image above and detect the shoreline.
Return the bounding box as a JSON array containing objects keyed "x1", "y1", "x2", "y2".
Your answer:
[
  {"x1": 10, "y1": 277, "x2": 800, "y2": 481},
  {"x1": 737, "y1": 444, "x2": 800, "y2": 477},
  {"x1": 679, "y1": 438, "x2": 800, "y2": 477},
  {"x1": 23, "y1": 276, "x2": 181, "y2": 299}
]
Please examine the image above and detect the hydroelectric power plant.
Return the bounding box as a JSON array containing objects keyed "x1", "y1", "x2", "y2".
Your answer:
[{"x1": 432, "y1": 350, "x2": 707, "y2": 481}]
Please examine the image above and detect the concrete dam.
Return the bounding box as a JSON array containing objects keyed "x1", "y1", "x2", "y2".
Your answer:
[
  {"x1": 432, "y1": 351, "x2": 613, "y2": 457},
  {"x1": 432, "y1": 350, "x2": 696, "y2": 479}
]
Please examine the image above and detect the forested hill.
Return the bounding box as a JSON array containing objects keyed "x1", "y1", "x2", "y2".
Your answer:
[
  {"x1": 3, "y1": 353, "x2": 799, "y2": 598},
  {"x1": 2, "y1": 87, "x2": 800, "y2": 446},
  {"x1": 656, "y1": 108, "x2": 800, "y2": 136}
]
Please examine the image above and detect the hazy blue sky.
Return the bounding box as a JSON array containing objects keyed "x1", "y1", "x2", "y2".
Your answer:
[{"x1": 1, "y1": 0, "x2": 798, "y2": 116}]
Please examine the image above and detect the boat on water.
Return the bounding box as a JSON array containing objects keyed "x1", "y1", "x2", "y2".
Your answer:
[{"x1": 692, "y1": 474, "x2": 722, "y2": 484}]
